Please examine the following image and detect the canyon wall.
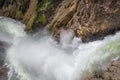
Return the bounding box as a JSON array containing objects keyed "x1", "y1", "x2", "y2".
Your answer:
[
  {"x1": 47, "y1": 0, "x2": 120, "y2": 42},
  {"x1": 0, "y1": 0, "x2": 62, "y2": 32}
]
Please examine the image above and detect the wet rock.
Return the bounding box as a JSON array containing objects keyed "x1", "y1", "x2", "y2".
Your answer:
[
  {"x1": 85, "y1": 59, "x2": 120, "y2": 80},
  {"x1": 0, "y1": 41, "x2": 7, "y2": 65},
  {"x1": 0, "y1": 65, "x2": 8, "y2": 80},
  {"x1": 0, "y1": 41, "x2": 9, "y2": 80}
]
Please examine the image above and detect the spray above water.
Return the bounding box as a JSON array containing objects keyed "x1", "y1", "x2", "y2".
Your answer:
[
  {"x1": 0, "y1": 17, "x2": 26, "y2": 44},
  {"x1": 0, "y1": 17, "x2": 120, "y2": 80}
]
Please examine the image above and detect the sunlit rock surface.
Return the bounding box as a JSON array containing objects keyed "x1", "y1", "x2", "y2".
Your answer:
[{"x1": 47, "y1": 0, "x2": 120, "y2": 42}]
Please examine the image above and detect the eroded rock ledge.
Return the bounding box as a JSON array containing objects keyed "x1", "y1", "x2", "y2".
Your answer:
[{"x1": 47, "y1": 0, "x2": 120, "y2": 42}]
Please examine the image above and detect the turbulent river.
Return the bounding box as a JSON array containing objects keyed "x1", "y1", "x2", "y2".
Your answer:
[{"x1": 0, "y1": 17, "x2": 120, "y2": 80}]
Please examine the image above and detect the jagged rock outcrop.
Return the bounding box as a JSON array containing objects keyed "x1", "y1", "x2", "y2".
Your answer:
[
  {"x1": 47, "y1": 0, "x2": 120, "y2": 42},
  {"x1": 0, "y1": 0, "x2": 63, "y2": 32}
]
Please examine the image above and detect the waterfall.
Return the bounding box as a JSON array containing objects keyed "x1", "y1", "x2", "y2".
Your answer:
[{"x1": 0, "y1": 17, "x2": 120, "y2": 80}]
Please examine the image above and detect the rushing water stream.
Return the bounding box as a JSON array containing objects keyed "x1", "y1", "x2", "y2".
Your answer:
[{"x1": 0, "y1": 17, "x2": 120, "y2": 80}]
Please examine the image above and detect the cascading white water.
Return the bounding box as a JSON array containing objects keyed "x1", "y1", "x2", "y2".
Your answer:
[
  {"x1": 0, "y1": 17, "x2": 26, "y2": 42},
  {"x1": 0, "y1": 17, "x2": 120, "y2": 80}
]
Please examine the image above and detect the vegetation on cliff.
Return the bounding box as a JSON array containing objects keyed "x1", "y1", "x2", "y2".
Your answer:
[
  {"x1": 32, "y1": 0, "x2": 63, "y2": 32},
  {"x1": 32, "y1": 0, "x2": 53, "y2": 31},
  {"x1": 0, "y1": 0, "x2": 63, "y2": 32}
]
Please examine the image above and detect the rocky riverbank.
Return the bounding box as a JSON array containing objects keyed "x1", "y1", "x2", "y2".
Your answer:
[{"x1": 85, "y1": 59, "x2": 120, "y2": 80}]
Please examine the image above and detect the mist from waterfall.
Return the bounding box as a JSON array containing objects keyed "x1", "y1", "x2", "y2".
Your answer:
[{"x1": 0, "y1": 17, "x2": 120, "y2": 80}]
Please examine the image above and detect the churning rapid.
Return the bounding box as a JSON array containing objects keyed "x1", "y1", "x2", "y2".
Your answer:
[{"x1": 0, "y1": 17, "x2": 120, "y2": 80}]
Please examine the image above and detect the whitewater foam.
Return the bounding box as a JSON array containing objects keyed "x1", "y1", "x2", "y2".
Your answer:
[{"x1": 0, "y1": 17, "x2": 120, "y2": 80}]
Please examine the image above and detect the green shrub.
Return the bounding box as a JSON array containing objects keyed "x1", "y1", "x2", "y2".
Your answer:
[
  {"x1": 40, "y1": 13, "x2": 47, "y2": 25},
  {"x1": 31, "y1": 0, "x2": 55, "y2": 31}
]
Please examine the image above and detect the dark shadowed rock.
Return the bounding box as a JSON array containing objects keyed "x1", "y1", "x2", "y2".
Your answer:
[{"x1": 0, "y1": 41, "x2": 9, "y2": 80}]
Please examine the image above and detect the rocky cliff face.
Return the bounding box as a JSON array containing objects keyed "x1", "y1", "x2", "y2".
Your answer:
[
  {"x1": 0, "y1": 0, "x2": 62, "y2": 32},
  {"x1": 47, "y1": 0, "x2": 120, "y2": 42},
  {"x1": 1, "y1": 0, "x2": 119, "y2": 42}
]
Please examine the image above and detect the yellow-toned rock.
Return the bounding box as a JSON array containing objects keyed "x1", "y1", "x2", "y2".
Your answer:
[{"x1": 47, "y1": 0, "x2": 120, "y2": 42}]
